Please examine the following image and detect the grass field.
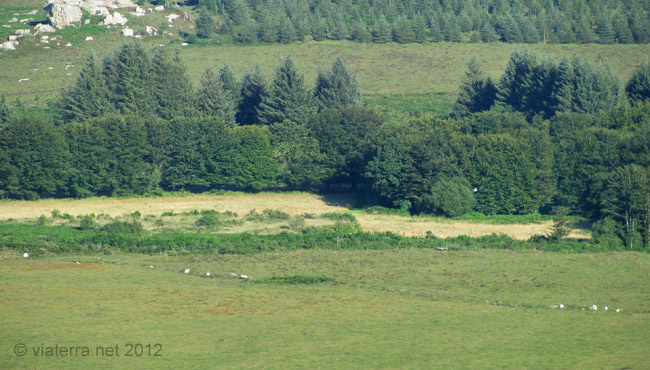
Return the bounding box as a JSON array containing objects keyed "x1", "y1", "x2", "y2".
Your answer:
[
  {"x1": 0, "y1": 192, "x2": 590, "y2": 239},
  {"x1": 1, "y1": 249, "x2": 648, "y2": 368}
]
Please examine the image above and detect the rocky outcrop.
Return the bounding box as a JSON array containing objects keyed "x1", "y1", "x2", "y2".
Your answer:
[
  {"x1": 44, "y1": 0, "x2": 137, "y2": 29},
  {"x1": 102, "y1": 12, "x2": 128, "y2": 25},
  {"x1": 45, "y1": 2, "x2": 83, "y2": 29},
  {"x1": 34, "y1": 23, "x2": 56, "y2": 35}
]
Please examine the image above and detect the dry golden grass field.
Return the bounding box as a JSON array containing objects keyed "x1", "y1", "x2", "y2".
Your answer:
[{"x1": 0, "y1": 192, "x2": 590, "y2": 240}]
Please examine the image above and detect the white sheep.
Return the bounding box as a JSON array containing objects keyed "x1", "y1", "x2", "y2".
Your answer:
[
  {"x1": 205, "y1": 272, "x2": 211, "y2": 276},
  {"x1": 184, "y1": 268, "x2": 190, "y2": 274},
  {"x1": 23, "y1": 252, "x2": 29, "y2": 258},
  {"x1": 558, "y1": 304, "x2": 564, "y2": 309},
  {"x1": 591, "y1": 305, "x2": 597, "y2": 310},
  {"x1": 239, "y1": 274, "x2": 249, "y2": 279}
]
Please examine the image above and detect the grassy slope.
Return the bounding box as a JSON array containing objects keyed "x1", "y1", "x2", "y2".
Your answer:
[
  {"x1": 1, "y1": 250, "x2": 648, "y2": 369},
  {"x1": 2, "y1": 12, "x2": 649, "y2": 117}
]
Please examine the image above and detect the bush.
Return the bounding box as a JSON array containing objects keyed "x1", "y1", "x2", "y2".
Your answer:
[
  {"x1": 196, "y1": 213, "x2": 222, "y2": 228},
  {"x1": 262, "y1": 209, "x2": 291, "y2": 220},
  {"x1": 101, "y1": 220, "x2": 143, "y2": 234},
  {"x1": 79, "y1": 215, "x2": 97, "y2": 230},
  {"x1": 415, "y1": 177, "x2": 475, "y2": 217}
]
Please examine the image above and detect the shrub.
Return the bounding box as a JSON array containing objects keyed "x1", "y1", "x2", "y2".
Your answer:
[
  {"x1": 262, "y1": 209, "x2": 291, "y2": 220},
  {"x1": 101, "y1": 220, "x2": 143, "y2": 234},
  {"x1": 415, "y1": 177, "x2": 475, "y2": 217},
  {"x1": 196, "y1": 213, "x2": 222, "y2": 228}
]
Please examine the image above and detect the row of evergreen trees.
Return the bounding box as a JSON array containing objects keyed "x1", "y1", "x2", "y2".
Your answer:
[
  {"x1": 53, "y1": 42, "x2": 360, "y2": 127},
  {"x1": 454, "y1": 50, "x2": 650, "y2": 119},
  {"x1": 191, "y1": 0, "x2": 650, "y2": 45}
]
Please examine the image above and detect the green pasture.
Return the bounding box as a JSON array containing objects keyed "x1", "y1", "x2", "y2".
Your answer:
[{"x1": 1, "y1": 249, "x2": 648, "y2": 369}]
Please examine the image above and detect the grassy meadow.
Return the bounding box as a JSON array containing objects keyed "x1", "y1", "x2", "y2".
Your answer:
[
  {"x1": 1, "y1": 249, "x2": 649, "y2": 368},
  {"x1": 0, "y1": 192, "x2": 589, "y2": 239}
]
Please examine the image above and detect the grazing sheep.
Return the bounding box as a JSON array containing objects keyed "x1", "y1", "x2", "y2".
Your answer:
[
  {"x1": 205, "y1": 272, "x2": 211, "y2": 276},
  {"x1": 239, "y1": 275, "x2": 249, "y2": 279},
  {"x1": 184, "y1": 268, "x2": 190, "y2": 274},
  {"x1": 558, "y1": 304, "x2": 564, "y2": 309},
  {"x1": 23, "y1": 252, "x2": 29, "y2": 258},
  {"x1": 591, "y1": 305, "x2": 597, "y2": 310}
]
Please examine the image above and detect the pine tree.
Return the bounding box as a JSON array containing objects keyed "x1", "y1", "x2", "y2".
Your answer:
[
  {"x1": 392, "y1": 17, "x2": 415, "y2": 43},
  {"x1": 195, "y1": 68, "x2": 237, "y2": 126},
  {"x1": 150, "y1": 48, "x2": 195, "y2": 120},
  {"x1": 454, "y1": 57, "x2": 497, "y2": 117},
  {"x1": 480, "y1": 21, "x2": 499, "y2": 42},
  {"x1": 412, "y1": 14, "x2": 428, "y2": 43},
  {"x1": 373, "y1": 15, "x2": 392, "y2": 43},
  {"x1": 103, "y1": 42, "x2": 154, "y2": 116},
  {"x1": 570, "y1": 57, "x2": 620, "y2": 114},
  {"x1": 257, "y1": 57, "x2": 316, "y2": 125},
  {"x1": 626, "y1": 61, "x2": 650, "y2": 104},
  {"x1": 630, "y1": 11, "x2": 650, "y2": 43},
  {"x1": 314, "y1": 57, "x2": 362, "y2": 111},
  {"x1": 497, "y1": 49, "x2": 536, "y2": 112},
  {"x1": 596, "y1": 16, "x2": 616, "y2": 44},
  {"x1": 237, "y1": 65, "x2": 267, "y2": 125},
  {"x1": 219, "y1": 64, "x2": 240, "y2": 106},
  {"x1": 237, "y1": 20, "x2": 258, "y2": 43},
  {"x1": 278, "y1": 16, "x2": 297, "y2": 44},
  {"x1": 0, "y1": 94, "x2": 13, "y2": 124},
  {"x1": 196, "y1": 7, "x2": 215, "y2": 38},
  {"x1": 428, "y1": 16, "x2": 444, "y2": 42},
  {"x1": 56, "y1": 52, "x2": 110, "y2": 123},
  {"x1": 613, "y1": 12, "x2": 634, "y2": 44}
]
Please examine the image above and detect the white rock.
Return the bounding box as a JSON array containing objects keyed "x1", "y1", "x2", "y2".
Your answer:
[
  {"x1": 65, "y1": 64, "x2": 73, "y2": 69},
  {"x1": 149, "y1": 265, "x2": 154, "y2": 268},
  {"x1": 48, "y1": 66, "x2": 54, "y2": 69},
  {"x1": 66, "y1": 72, "x2": 71, "y2": 75},
  {"x1": 230, "y1": 272, "x2": 238, "y2": 277},
  {"x1": 45, "y1": 2, "x2": 83, "y2": 29},
  {"x1": 121, "y1": 27, "x2": 134, "y2": 37},
  {"x1": 9, "y1": 18, "x2": 19, "y2": 23},
  {"x1": 9, "y1": 35, "x2": 18, "y2": 41},
  {"x1": 84, "y1": 19, "x2": 90, "y2": 24},
  {"x1": 76, "y1": 261, "x2": 81, "y2": 264},
  {"x1": 20, "y1": 18, "x2": 34, "y2": 24},
  {"x1": 239, "y1": 274, "x2": 249, "y2": 279},
  {"x1": 146, "y1": 25, "x2": 158, "y2": 36},
  {"x1": 41, "y1": 39, "x2": 50, "y2": 44},
  {"x1": 65, "y1": 42, "x2": 72, "y2": 47},
  {"x1": 15, "y1": 29, "x2": 31, "y2": 36},
  {"x1": 35, "y1": 23, "x2": 56, "y2": 35},
  {"x1": 44, "y1": 46, "x2": 51, "y2": 49},
  {"x1": 136, "y1": 6, "x2": 144, "y2": 13},
  {"x1": 558, "y1": 304, "x2": 564, "y2": 309},
  {"x1": 1, "y1": 25, "x2": 10, "y2": 28},
  {"x1": 102, "y1": 12, "x2": 128, "y2": 26},
  {"x1": 166, "y1": 14, "x2": 179, "y2": 22},
  {"x1": 1, "y1": 42, "x2": 17, "y2": 51},
  {"x1": 85, "y1": 36, "x2": 93, "y2": 41},
  {"x1": 23, "y1": 252, "x2": 29, "y2": 258},
  {"x1": 26, "y1": 10, "x2": 39, "y2": 15},
  {"x1": 41, "y1": 35, "x2": 50, "y2": 40},
  {"x1": 51, "y1": 37, "x2": 57, "y2": 40},
  {"x1": 154, "y1": 5, "x2": 164, "y2": 12},
  {"x1": 181, "y1": 42, "x2": 188, "y2": 46}
]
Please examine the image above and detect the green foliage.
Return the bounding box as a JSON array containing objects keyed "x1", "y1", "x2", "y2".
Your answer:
[
  {"x1": 79, "y1": 215, "x2": 98, "y2": 230},
  {"x1": 237, "y1": 65, "x2": 267, "y2": 125},
  {"x1": 416, "y1": 177, "x2": 475, "y2": 217},
  {"x1": 626, "y1": 61, "x2": 650, "y2": 104},
  {"x1": 101, "y1": 220, "x2": 143, "y2": 234},
  {"x1": 229, "y1": 125, "x2": 278, "y2": 190},
  {"x1": 548, "y1": 206, "x2": 571, "y2": 243},
  {"x1": 309, "y1": 106, "x2": 383, "y2": 187},
  {"x1": 150, "y1": 48, "x2": 195, "y2": 120},
  {"x1": 314, "y1": 57, "x2": 361, "y2": 111},
  {"x1": 196, "y1": 68, "x2": 237, "y2": 126},
  {"x1": 256, "y1": 275, "x2": 338, "y2": 284},
  {"x1": 196, "y1": 8, "x2": 215, "y2": 39},
  {"x1": 0, "y1": 116, "x2": 69, "y2": 199},
  {"x1": 55, "y1": 53, "x2": 109, "y2": 123},
  {"x1": 258, "y1": 58, "x2": 315, "y2": 125},
  {"x1": 270, "y1": 120, "x2": 325, "y2": 189},
  {"x1": 195, "y1": 213, "x2": 222, "y2": 228},
  {"x1": 262, "y1": 209, "x2": 290, "y2": 220},
  {"x1": 453, "y1": 57, "x2": 497, "y2": 117}
]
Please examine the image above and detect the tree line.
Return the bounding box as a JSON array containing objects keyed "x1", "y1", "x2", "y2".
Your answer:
[
  {"x1": 1, "y1": 42, "x2": 650, "y2": 249},
  {"x1": 186, "y1": 0, "x2": 650, "y2": 45}
]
